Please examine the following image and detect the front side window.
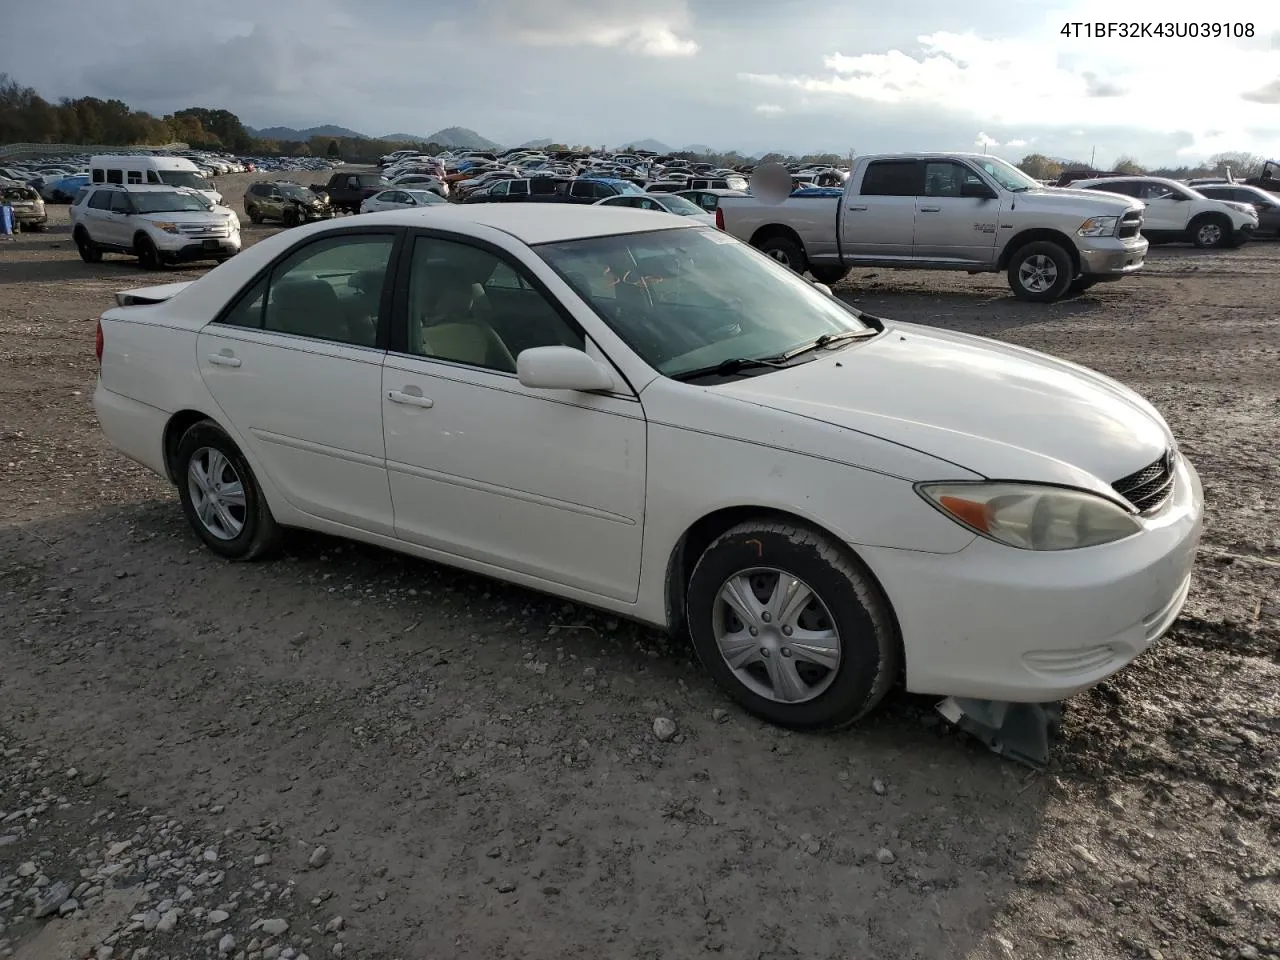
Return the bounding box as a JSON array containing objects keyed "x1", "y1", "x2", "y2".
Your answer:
[
  {"x1": 404, "y1": 236, "x2": 583, "y2": 372},
  {"x1": 109, "y1": 193, "x2": 133, "y2": 214},
  {"x1": 87, "y1": 191, "x2": 113, "y2": 210},
  {"x1": 536, "y1": 228, "x2": 871, "y2": 378},
  {"x1": 923, "y1": 161, "x2": 985, "y2": 197},
  {"x1": 224, "y1": 234, "x2": 396, "y2": 346}
]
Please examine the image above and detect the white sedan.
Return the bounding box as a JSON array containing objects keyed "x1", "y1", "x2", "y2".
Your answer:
[
  {"x1": 593, "y1": 192, "x2": 717, "y2": 225},
  {"x1": 93, "y1": 205, "x2": 1203, "y2": 753},
  {"x1": 360, "y1": 188, "x2": 448, "y2": 213}
]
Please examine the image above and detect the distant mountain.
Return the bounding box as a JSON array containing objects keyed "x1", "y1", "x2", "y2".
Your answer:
[
  {"x1": 519, "y1": 138, "x2": 555, "y2": 149},
  {"x1": 380, "y1": 133, "x2": 435, "y2": 143},
  {"x1": 622, "y1": 138, "x2": 673, "y2": 153},
  {"x1": 248, "y1": 124, "x2": 365, "y2": 141},
  {"x1": 425, "y1": 127, "x2": 501, "y2": 150}
]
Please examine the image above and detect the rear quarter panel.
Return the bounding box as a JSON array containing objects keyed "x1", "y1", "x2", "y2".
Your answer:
[{"x1": 718, "y1": 196, "x2": 841, "y2": 262}]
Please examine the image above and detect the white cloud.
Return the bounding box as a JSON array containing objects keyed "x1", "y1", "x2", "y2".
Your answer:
[
  {"x1": 755, "y1": 103, "x2": 784, "y2": 116},
  {"x1": 485, "y1": 0, "x2": 699, "y2": 56},
  {"x1": 1005, "y1": 138, "x2": 1029, "y2": 148},
  {"x1": 975, "y1": 131, "x2": 999, "y2": 149},
  {"x1": 739, "y1": 16, "x2": 1280, "y2": 157}
]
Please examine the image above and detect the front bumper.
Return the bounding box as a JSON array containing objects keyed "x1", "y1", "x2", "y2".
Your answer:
[
  {"x1": 1078, "y1": 235, "x2": 1148, "y2": 279},
  {"x1": 152, "y1": 233, "x2": 242, "y2": 261},
  {"x1": 859, "y1": 455, "x2": 1204, "y2": 702}
]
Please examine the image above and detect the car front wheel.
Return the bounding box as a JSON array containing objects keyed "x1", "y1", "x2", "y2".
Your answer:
[
  {"x1": 1007, "y1": 241, "x2": 1073, "y2": 302},
  {"x1": 685, "y1": 520, "x2": 899, "y2": 730},
  {"x1": 175, "y1": 420, "x2": 281, "y2": 560}
]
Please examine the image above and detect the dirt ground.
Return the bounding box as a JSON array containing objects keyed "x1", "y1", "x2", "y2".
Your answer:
[{"x1": 1, "y1": 169, "x2": 1277, "y2": 960}]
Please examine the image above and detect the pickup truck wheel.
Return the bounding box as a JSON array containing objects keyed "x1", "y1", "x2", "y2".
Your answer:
[
  {"x1": 685, "y1": 520, "x2": 899, "y2": 730},
  {"x1": 1189, "y1": 214, "x2": 1231, "y2": 249},
  {"x1": 757, "y1": 236, "x2": 808, "y2": 274},
  {"x1": 1007, "y1": 241, "x2": 1072, "y2": 302},
  {"x1": 809, "y1": 265, "x2": 850, "y2": 285},
  {"x1": 74, "y1": 227, "x2": 102, "y2": 263},
  {"x1": 176, "y1": 421, "x2": 281, "y2": 561}
]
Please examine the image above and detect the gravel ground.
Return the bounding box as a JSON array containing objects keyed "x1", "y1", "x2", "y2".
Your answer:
[{"x1": 1, "y1": 174, "x2": 1277, "y2": 960}]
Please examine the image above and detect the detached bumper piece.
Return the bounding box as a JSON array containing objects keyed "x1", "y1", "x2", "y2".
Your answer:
[{"x1": 936, "y1": 697, "x2": 1062, "y2": 769}]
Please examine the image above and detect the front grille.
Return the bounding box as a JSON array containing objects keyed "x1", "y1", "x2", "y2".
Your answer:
[
  {"x1": 1118, "y1": 210, "x2": 1143, "y2": 239},
  {"x1": 1113, "y1": 450, "x2": 1175, "y2": 513},
  {"x1": 177, "y1": 223, "x2": 229, "y2": 238}
]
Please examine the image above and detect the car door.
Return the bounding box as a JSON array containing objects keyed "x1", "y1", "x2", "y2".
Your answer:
[
  {"x1": 106, "y1": 191, "x2": 136, "y2": 246},
  {"x1": 911, "y1": 159, "x2": 1003, "y2": 265},
  {"x1": 1134, "y1": 181, "x2": 1185, "y2": 232},
  {"x1": 80, "y1": 189, "x2": 115, "y2": 242},
  {"x1": 381, "y1": 231, "x2": 647, "y2": 602},
  {"x1": 841, "y1": 159, "x2": 919, "y2": 261},
  {"x1": 195, "y1": 228, "x2": 400, "y2": 534}
]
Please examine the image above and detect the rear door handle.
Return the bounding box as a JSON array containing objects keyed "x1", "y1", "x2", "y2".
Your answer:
[
  {"x1": 207, "y1": 354, "x2": 241, "y2": 367},
  {"x1": 919, "y1": 206, "x2": 942, "y2": 213},
  {"x1": 387, "y1": 390, "x2": 433, "y2": 408},
  {"x1": 847, "y1": 205, "x2": 868, "y2": 211}
]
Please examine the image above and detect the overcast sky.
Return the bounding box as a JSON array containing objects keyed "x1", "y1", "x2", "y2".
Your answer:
[{"x1": 3, "y1": 0, "x2": 1278, "y2": 165}]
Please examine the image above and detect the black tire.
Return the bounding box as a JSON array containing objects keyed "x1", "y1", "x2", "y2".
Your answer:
[
  {"x1": 247, "y1": 206, "x2": 264, "y2": 225},
  {"x1": 1189, "y1": 214, "x2": 1231, "y2": 249},
  {"x1": 135, "y1": 235, "x2": 162, "y2": 271},
  {"x1": 28, "y1": 222, "x2": 45, "y2": 233},
  {"x1": 809, "y1": 264, "x2": 851, "y2": 285},
  {"x1": 282, "y1": 206, "x2": 300, "y2": 227},
  {"x1": 756, "y1": 235, "x2": 808, "y2": 274},
  {"x1": 685, "y1": 520, "x2": 900, "y2": 730},
  {"x1": 175, "y1": 420, "x2": 281, "y2": 561},
  {"x1": 1006, "y1": 240, "x2": 1073, "y2": 302},
  {"x1": 73, "y1": 227, "x2": 102, "y2": 263},
  {"x1": 1067, "y1": 276, "x2": 1099, "y2": 295}
]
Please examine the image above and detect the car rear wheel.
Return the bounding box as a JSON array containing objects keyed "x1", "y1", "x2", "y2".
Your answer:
[
  {"x1": 73, "y1": 227, "x2": 102, "y2": 263},
  {"x1": 175, "y1": 421, "x2": 281, "y2": 560},
  {"x1": 247, "y1": 206, "x2": 264, "y2": 225},
  {"x1": 685, "y1": 520, "x2": 899, "y2": 730},
  {"x1": 1007, "y1": 241, "x2": 1073, "y2": 302}
]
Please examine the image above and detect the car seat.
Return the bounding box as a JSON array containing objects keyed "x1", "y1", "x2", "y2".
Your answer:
[{"x1": 268, "y1": 279, "x2": 350, "y2": 341}]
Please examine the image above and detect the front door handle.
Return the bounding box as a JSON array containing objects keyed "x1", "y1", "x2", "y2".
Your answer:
[
  {"x1": 208, "y1": 353, "x2": 241, "y2": 367},
  {"x1": 387, "y1": 389, "x2": 433, "y2": 408},
  {"x1": 919, "y1": 206, "x2": 942, "y2": 213},
  {"x1": 847, "y1": 205, "x2": 868, "y2": 211}
]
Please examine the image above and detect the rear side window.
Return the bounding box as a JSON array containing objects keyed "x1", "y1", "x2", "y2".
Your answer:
[
  {"x1": 106, "y1": 169, "x2": 123, "y2": 185},
  {"x1": 127, "y1": 170, "x2": 143, "y2": 184},
  {"x1": 860, "y1": 161, "x2": 920, "y2": 197}
]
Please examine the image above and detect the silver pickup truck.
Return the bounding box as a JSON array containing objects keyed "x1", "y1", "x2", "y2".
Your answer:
[{"x1": 717, "y1": 152, "x2": 1148, "y2": 302}]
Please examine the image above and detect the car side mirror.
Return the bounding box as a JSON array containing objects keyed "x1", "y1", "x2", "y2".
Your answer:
[
  {"x1": 960, "y1": 181, "x2": 997, "y2": 200},
  {"x1": 517, "y1": 346, "x2": 616, "y2": 392}
]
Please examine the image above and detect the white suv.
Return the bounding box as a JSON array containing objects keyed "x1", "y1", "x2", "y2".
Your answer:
[
  {"x1": 70, "y1": 184, "x2": 241, "y2": 269},
  {"x1": 1073, "y1": 175, "x2": 1258, "y2": 249}
]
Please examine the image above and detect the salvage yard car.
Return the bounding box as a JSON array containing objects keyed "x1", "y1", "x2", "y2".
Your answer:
[
  {"x1": 1073, "y1": 176, "x2": 1258, "y2": 248},
  {"x1": 718, "y1": 152, "x2": 1149, "y2": 300},
  {"x1": 71, "y1": 184, "x2": 241, "y2": 269},
  {"x1": 92, "y1": 205, "x2": 1203, "y2": 759},
  {"x1": 1, "y1": 184, "x2": 47, "y2": 231}
]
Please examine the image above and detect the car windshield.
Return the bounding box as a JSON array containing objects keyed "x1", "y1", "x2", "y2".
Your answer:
[
  {"x1": 405, "y1": 190, "x2": 445, "y2": 204},
  {"x1": 655, "y1": 194, "x2": 706, "y2": 216},
  {"x1": 972, "y1": 156, "x2": 1040, "y2": 192},
  {"x1": 133, "y1": 191, "x2": 211, "y2": 214},
  {"x1": 535, "y1": 228, "x2": 872, "y2": 379},
  {"x1": 158, "y1": 170, "x2": 210, "y2": 190},
  {"x1": 279, "y1": 184, "x2": 310, "y2": 199}
]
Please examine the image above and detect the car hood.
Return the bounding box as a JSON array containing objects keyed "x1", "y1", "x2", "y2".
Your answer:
[
  {"x1": 1024, "y1": 187, "x2": 1139, "y2": 213},
  {"x1": 714, "y1": 321, "x2": 1172, "y2": 495}
]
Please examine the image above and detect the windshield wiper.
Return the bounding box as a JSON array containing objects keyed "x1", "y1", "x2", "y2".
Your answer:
[
  {"x1": 670, "y1": 355, "x2": 792, "y2": 382},
  {"x1": 782, "y1": 328, "x2": 878, "y2": 360}
]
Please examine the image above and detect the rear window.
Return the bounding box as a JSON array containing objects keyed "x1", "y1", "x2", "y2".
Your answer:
[{"x1": 1, "y1": 186, "x2": 37, "y2": 201}]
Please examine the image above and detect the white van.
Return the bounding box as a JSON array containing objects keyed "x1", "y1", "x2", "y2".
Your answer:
[{"x1": 89, "y1": 155, "x2": 222, "y2": 204}]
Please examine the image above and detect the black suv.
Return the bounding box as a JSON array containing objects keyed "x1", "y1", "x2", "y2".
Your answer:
[{"x1": 243, "y1": 181, "x2": 333, "y2": 226}]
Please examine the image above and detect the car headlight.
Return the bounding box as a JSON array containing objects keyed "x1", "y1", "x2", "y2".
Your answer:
[
  {"x1": 915, "y1": 481, "x2": 1143, "y2": 551},
  {"x1": 151, "y1": 221, "x2": 180, "y2": 234},
  {"x1": 1077, "y1": 216, "x2": 1119, "y2": 237}
]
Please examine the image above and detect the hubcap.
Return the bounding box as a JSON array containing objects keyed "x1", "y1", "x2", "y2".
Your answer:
[
  {"x1": 1018, "y1": 254, "x2": 1059, "y2": 293},
  {"x1": 187, "y1": 447, "x2": 247, "y2": 540},
  {"x1": 712, "y1": 567, "x2": 841, "y2": 704},
  {"x1": 1198, "y1": 223, "x2": 1222, "y2": 245}
]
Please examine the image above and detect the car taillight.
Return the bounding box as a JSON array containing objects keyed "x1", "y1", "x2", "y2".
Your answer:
[
  {"x1": 715, "y1": 207, "x2": 725, "y2": 230},
  {"x1": 95, "y1": 320, "x2": 103, "y2": 364}
]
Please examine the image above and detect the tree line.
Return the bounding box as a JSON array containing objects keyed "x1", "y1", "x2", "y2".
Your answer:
[{"x1": 1015, "y1": 151, "x2": 1269, "y2": 181}]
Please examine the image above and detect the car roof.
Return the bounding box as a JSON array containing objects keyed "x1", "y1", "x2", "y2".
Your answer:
[
  {"x1": 353, "y1": 203, "x2": 697, "y2": 244},
  {"x1": 88, "y1": 183, "x2": 186, "y2": 192}
]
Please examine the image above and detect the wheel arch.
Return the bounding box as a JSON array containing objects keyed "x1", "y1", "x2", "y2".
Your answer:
[
  {"x1": 162, "y1": 409, "x2": 219, "y2": 483},
  {"x1": 662, "y1": 505, "x2": 904, "y2": 672},
  {"x1": 748, "y1": 223, "x2": 807, "y2": 256},
  {"x1": 998, "y1": 228, "x2": 1081, "y2": 274}
]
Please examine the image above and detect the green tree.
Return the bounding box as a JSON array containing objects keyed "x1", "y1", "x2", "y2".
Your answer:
[
  {"x1": 1113, "y1": 156, "x2": 1146, "y2": 175},
  {"x1": 326, "y1": 139, "x2": 340, "y2": 158},
  {"x1": 1017, "y1": 153, "x2": 1063, "y2": 180}
]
